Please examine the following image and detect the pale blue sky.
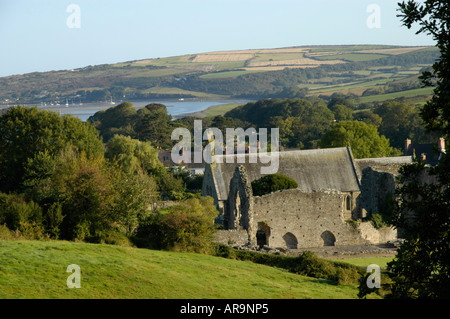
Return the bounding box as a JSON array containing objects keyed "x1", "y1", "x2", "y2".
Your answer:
[{"x1": 0, "y1": 0, "x2": 434, "y2": 77}]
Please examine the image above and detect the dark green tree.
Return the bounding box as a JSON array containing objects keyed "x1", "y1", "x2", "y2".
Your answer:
[
  {"x1": 374, "y1": 101, "x2": 434, "y2": 150},
  {"x1": 328, "y1": 104, "x2": 353, "y2": 121},
  {"x1": 136, "y1": 103, "x2": 174, "y2": 149},
  {"x1": 88, "y1": 101, "x2": 137, "y2": 142},
  {"x1": 251, "y1": 173, "x2": 298, "y2": 197}
]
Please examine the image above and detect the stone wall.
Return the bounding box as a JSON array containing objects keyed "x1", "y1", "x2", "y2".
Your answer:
[
  {"x1": 213, "y1": 229, "x2": 249, "y2": 246},
  {"x1": 359, "y1": 167, "x2": 396, "y2": 217},
  {"x1": 251, "y1": 189, "x2": 371, "y2": 249},
  {"x1": 216, "y1": 163, "x2": 402, "y2": 250},
  {"x1": 357, "y1": 222, "x2": 397, "y2": 244}
]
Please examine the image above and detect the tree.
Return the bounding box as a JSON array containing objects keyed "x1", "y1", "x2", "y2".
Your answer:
[
  {"x1": 27, "y1": 146, "x2": 116, "y2": 241},
  {"x1": 328, "y1": 104, "x2": 353, "y2": 121},
  {"x1": 88, "y1": 101, "x2": 137, "y2": 142},
  {"x1": 353, "y1": 110, "x2": 382, "y2": 128},
  {"x1": 111, "y1": 168, "x2": 159, "y2": 236},
  {"x1": 133, "y1": 197, "x2": 218, "y2": 253},
  {"x1": 373, "y1": 101, "x2": 434, "y2": 150},
  {"x1": 226, "y1": 98, "x2": 334, "y2": 149},
  {"x1": 136, "y1": 103, "x2": 174, "y2": 149},
  {"x1": 0, "y1": 106, "x2": 104, "y2": 193},
  {"x1": 364, "y1": 0, "x2": 450, "y2": 299},
  {"x1": 105, "y1": 134, "x2": 163, "y2": 175},
  {"x1": 320, "y1": 121, "x2": 394, "y2": 158},
  {"x1": 251, "y1": 174, "x2": 298, "y2": 197}
]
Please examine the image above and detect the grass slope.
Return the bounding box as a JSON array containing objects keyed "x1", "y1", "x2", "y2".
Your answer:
[
  {"x1": 331, "y1": 257, "x2": 394, "y2": 269},
  {"x1": 0, "y1": 240, "x2": 364, "y2": 299}
]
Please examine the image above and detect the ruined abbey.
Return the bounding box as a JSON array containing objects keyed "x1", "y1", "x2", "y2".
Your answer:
[{"x1": 201, "y1": 146, "x2": 414, "y2": 250}]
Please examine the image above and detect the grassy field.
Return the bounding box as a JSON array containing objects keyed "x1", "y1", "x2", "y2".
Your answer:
[
  {"x1": 309, "y1": 76, "x2": 406, "y2": 95},
  {"x1": 359, "y1": 87, "x2": 434, "y2": 103},
  {"x1": 0, "y1": 240, "x2": 371, "y2": 299},
  {"x1": 331, "y1": 257, "x2": 394, "y2": 269},
  {"x1": 314, "y1": 53, "x2": 388, "y2": 62},
  {"x1": 199, "y1": 103, "x2": 243, "y2": 117},
  {"x1": 199, "y1": 69, "x2": 267, "y2": 79}
]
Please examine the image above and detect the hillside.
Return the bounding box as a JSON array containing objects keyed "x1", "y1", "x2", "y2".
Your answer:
[
  {"x1": 0, "y1": 45, "x2": 439, "y2": 107},
  {"x1": 0, "y1": 240, "x2": 366, "y2": 299}
]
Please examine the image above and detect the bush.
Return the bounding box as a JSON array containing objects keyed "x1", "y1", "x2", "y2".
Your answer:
[
  {"x1": 17, "y1": 221, "x2": 48, "y2": 240},
  {"x1": 0, "y1": 193, "x2": 43, "y2": 231},
  {"x1": 212, "y1": 244, "x2": 362, "y2": 285},
  {"x1": 0, "y1": 224, "x2": 22, "y2": 240},
  {"x1": 251, "y1": 173, "x2": 298, "y2": 196},
  {"x1": 86, "y1": 228, "x2": 134, "y2": 247},
  {"x1": 133, "y1": 197, "x2": 218, "y2": 253}
]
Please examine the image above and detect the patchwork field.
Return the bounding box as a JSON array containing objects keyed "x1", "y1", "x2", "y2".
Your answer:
[{"x1": 0, "y1": 44, "x2": 438, "y2": 106}]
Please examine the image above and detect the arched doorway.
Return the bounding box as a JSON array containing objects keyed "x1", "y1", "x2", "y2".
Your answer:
[
  {"x1": 283, "y1": 232, "x2": 298, "y2": 249},
  {"x1": 321, "y1": 231, "x2": 336, "y2": 246},
  {"x1": 257, "y1": 222, "x2": 270, "y2": 248}
]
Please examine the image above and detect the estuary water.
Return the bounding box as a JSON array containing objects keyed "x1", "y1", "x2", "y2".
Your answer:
[{"x1": 35, "y1": 99, "x2": 250, "y2": 121}]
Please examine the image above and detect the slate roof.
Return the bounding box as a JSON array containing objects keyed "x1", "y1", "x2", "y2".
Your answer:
[{"x1": 208, "y1": 147, "x2": 361, "y2": 201}]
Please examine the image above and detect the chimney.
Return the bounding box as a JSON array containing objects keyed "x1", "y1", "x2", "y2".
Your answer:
[
  {"x1": 405, "y1": 138, "x2": 412, "y2": 155},
  {"x1": 438, "y1": 137, "x2": 445, "y2": 152}
]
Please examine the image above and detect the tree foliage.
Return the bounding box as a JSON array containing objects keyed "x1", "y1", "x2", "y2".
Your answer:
[
  {"x1": 251, "y1": 173, "x2": 298, "y2": 197},
  {"x1": 89, "y1": 102, "x2": 176, "y2": 149},
  {"x1": 105, "y1": 134, "x2": 164, "y2": 175},
  {"x1": 133, "y1": 196, "x2": 218, "y2": 253},
  {"x1": 225, "y1": 98, "x2": 334, "y2": 149},
  {"x1": 320, "y1": 121, "x2": 395, "y2": 158},
  {"x1": 0, "y1": 106, "x2": 104, "y2": 193},
  {"x1": 362, "y1": 0, "x2": 450, "y2": 299},
  {"x1": 373, "y1": 101, "x2": 437, "y2": 149}
]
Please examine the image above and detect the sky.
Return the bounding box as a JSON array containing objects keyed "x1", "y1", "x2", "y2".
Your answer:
[{"x1": 0, "y1": 0, "x2": 435, "y2": 77}]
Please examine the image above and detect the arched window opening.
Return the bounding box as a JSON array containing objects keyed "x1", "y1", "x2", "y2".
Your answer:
[
  {"x1": 321, "y1": 231, "x2": 336, "y2": 247},
  {"x1": 346, "y1": 195, "x2": 351, "y2": 211},
  {"x1": 283, "y1": 232, "x2": 298, "y2": 249}
]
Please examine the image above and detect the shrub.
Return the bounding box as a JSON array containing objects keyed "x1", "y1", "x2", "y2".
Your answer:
[
  {"x1": 133, "y1": 197, "x2": 218, "y2": 253},
  {"x1": 17, "y1": 221, "x2": 48, "y2": 240},
  {"x1": 251, "y1": 173, "x2": 298, "y2": 196},
  {"x1": 212, "y1": 244, "x2": 362, "y2": 285},
  {"x1": 370, "y1": 213, "x2": 385, "y2": 229},
  {"x1": 0, "y1": 193, "x2": 43, "y2": 231},
  {"x1": 0, "y1": 224, "x2": 21, "y2": 240}
]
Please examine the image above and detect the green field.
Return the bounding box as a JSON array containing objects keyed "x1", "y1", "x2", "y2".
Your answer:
[
  {"x1": 359, "y1": 87, "x2": 434, "y2": 103},
  {"x1": 0, "y1": 240, "x2": 372, "y2": 299},
  {"x1": 198, "y1": 103, "x2": 243, "y2": 117},
  {"x1": 331, "y1": 257, "x2": 394, "y2": 269},
  {"x1": 200, "y1": 69, "x2": 267, "y2": 79},
  {"x1": 314, "y1": 53, "x2": 388, "y2": 62},
  {"x1": 309, "y1": 76, "x2": 406, "y2": 94}
]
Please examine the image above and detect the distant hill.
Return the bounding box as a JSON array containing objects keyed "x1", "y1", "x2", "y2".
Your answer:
[{"x1": 0, "y1": 45, "x2": 439, "y2": 107}]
